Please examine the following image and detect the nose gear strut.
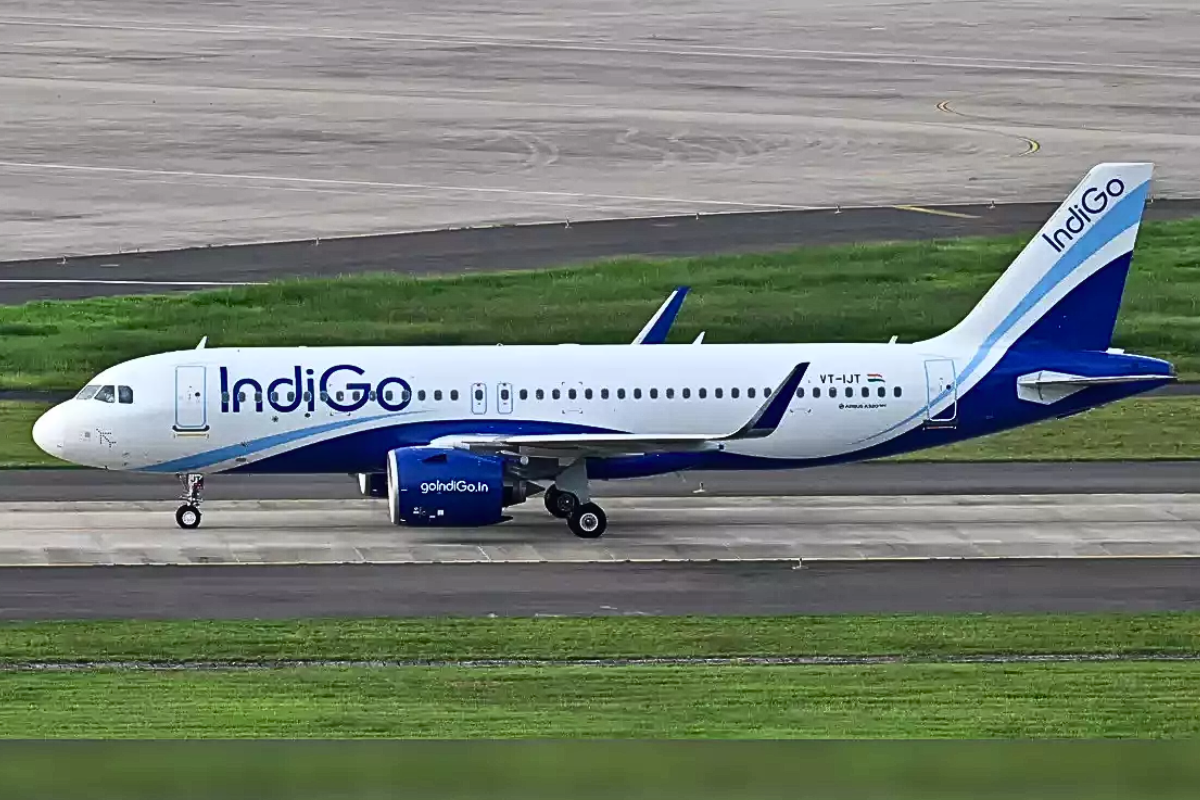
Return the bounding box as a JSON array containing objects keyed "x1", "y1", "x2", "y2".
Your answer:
[{"x1": 175, "y1": 473, "x2": 205, "y2": 529}]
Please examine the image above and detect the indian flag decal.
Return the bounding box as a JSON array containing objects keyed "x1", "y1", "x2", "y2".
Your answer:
[{"x1": 867, "y1": 373, "x2": 885, "y2": 383}]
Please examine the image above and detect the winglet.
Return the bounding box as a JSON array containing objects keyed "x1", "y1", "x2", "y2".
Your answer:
[
  {"x1": 725, "y1": 363, "x2": 809, "y2": 439},
  {"x1": 632, "y1": 287, "x2": 689, "y2": 344}
]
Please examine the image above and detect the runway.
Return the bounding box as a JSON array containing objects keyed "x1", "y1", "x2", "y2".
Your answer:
[
  {"x1": 4, "y1": 462, "x2": 1200, "y2": 503},
  {"x1": 1, "y1": 558, "x2": 1199, "y2": 619},
  {"x1": 3, "y1": 0, "x2": 1200, "y2": 264}
]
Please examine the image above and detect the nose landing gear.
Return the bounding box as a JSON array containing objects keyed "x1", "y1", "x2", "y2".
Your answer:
[{"x1": 175, "y1": 473, "x2": 204, "y2": 529}]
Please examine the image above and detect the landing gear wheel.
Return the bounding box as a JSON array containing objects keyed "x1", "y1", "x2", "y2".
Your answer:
[
  {"x1": 568, "y1": 503, "x2": 606, "y2": 539},
  {"x1": 544, "y1": 486, "x2": 578, "y2": 519},
  {"x1": 175, "y1": 504, "x2": 202, "y2": 529}
]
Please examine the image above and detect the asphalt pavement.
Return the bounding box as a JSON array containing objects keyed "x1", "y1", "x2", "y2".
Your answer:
[{"x1": 0, "y1": 559, "x2": 1197, "y2": 619}]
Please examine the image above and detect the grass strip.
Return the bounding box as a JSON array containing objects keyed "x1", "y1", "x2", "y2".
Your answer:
[
  {"x1": 2, "y1": 614, "x2": 1197, "y2": 663},
  {"x1": 0, "y1": 662, "x2": 1197, "y2": 737},
  {"x1": 3, "y1": 217, "x2": 1200, "y2": 391},
  {"x1": 5, "y1": 396, "x2": 1200, "y2": 468}
]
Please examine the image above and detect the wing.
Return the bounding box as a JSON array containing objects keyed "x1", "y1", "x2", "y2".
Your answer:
[
  {"x1": 630, "y1": 287, "x2": 689, "y2": 344},
  {"x1": 439, "y1": 363, "x2": 809, "y2": 458}
]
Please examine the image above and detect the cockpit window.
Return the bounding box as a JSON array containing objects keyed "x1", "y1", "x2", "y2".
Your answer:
[
  {"x1": 118, "y1": 385, "x2": 133, "y2": 404},
  {"x1": 74, "y1": 385, "x2": 99, "y2": 400},
  {"x1": 94, "y1": 385, "x2": 116, "y2": 403}
]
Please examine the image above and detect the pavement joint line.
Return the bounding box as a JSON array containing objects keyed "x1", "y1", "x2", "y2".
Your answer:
[{"x1": 3, "y1": 554, "x2": 1200, "y2": 569}]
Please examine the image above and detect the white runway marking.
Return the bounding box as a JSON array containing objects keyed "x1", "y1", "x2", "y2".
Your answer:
[{"x1": 0, "y1": 160, "x2": 806, "y2": 211}]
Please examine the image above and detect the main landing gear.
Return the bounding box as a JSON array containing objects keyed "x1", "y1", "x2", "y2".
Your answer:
[
  {"x1": 543, "y1": 485, "x2": 607, "y2": 539},
  {"x1": 175, "y1": 473, "x2": 204, "y2": 529}
]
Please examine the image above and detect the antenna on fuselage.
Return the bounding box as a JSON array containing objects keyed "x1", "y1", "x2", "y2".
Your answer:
[
  {"x1": 888, "y1": 335, "x2": 898, "y2": 344},
  {"x1": 196, "y1": 336, "x2": 208, "y2": 349}
]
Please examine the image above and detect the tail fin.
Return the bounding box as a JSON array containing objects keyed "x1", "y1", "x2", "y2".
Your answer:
[{"x1": 932, "y1": 162, "x2": 1153, "y2": 352}]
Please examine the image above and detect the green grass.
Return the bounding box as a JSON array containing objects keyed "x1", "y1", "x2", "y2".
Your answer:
[
  {"x1": 2, "y1": 614, "x2": 1197, "y2": 663},
  {"x1": 4, "y1": 396, "x2": 1200, "y2": 468},
  {"x1": 3, "y1": 217, "x2": 1200, "y2": 390},
  {"x1": 0, "y1": 401, "x2": 53, "y2": 467},
  {"x1": 1, "y1": 662, "x2": 1197, "y2": 737},
  {"x1": 1, "y1": 615, "x2": 1197, "y2": 738}
]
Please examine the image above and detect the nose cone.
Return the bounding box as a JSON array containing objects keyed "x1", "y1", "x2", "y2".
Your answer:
[{"x1": 32, "y1": 405, "x2": 66, "y2": 458}]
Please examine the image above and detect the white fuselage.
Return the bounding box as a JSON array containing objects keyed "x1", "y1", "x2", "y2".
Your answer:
[{"x1": 35, "y1": 342, "x2": 945, "y2": 475}]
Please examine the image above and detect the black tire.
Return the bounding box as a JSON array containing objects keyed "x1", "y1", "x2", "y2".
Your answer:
[
  {"x1": 175, "y1": 504, "x2": 202, "y2": 529},
  {"x1": 568, "y1": 503, "x2": 606, "y2": 539},
  {"x1": 544, "y1": 486, "x2": 578, "y2": 519}
]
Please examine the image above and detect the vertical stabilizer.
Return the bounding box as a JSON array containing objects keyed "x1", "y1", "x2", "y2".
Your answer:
[{"x1": 930, "y1": 163, "x2": 1153, "y2": 353}]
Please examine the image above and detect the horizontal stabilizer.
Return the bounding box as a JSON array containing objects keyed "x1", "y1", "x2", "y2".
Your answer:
[{"x1": 1016, "y1": 370, "x2": 1173, "y2": 404}]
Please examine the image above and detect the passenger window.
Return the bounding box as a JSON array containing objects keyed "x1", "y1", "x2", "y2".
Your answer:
[
  {"x1": 237, "y1": 391, "x2": 246, "y2": 403},
  {"x1": 434, "y1": 390, "x2": 443, "y2": 401},
  {"x1": 861, "y1": 387, "x2": 869, "y2": 398},
  {"x1": 682, "y1": 388, "x2": 691, "y2": 399},
  {"x1": 894, "y1": 386, "x2": 903, "y2": 398},
  {"x1": 552, "y1": 389, "x2": 561, "y2": 400},
  {"x1": 877, "y1": 387, "x2": 886, "y2": 398},
  {"x1": 715, "y1": 388, "x2": 723, "y2": 399},
  {"x1": 731, "y1": 388, "x2": 740, "y2": 399},
  {"x1": 518, "y1": 389, "x2": 527, "y2": 401},
  {"x1": 450, "y1": 390, "x2": 459, "y2": 401},
  {"x1": 634, "y1": 388, "x2": 642, "y2": 400},
  {"x1": 319, "y1": 391, "x2": 329, "y2": 402},
  {"x1": 650, "y1": 388, "x2": 659, "y2": 399},
  {"x1": 336, "y1": 391, "x2": 344, "y2": 402},
  {"x1": 666, "y1": 388, "x2": 675, "y2": 399},
  {"x1": 304, "y1": 391, "x2": 313, "y2": 403},
  {"x1": 813, "y1": 388, "x2": 821, "y2": 398},
  {"x1": 95, "y1": 385, "x2": 116, "y2": 403},
  {"x1": 475, "y1": 388, "x2": 484, "y2": 401},
  {"x1": 537, "y1": 389, "x2": 545, "y2": 400},
  {"x1": 585, "y1": 388, "x2": 594, "y2": 400},
  {"x1": 748, "y1": 388, "x2": 756, "y2": 399},
  {"x1": 118, "y1": 386, "x2": 134, "y2": 404},
  {"x1": 830, "y1": 387, "x2": 838, "y2": 398},
  {"x1": 568, "y1": 389, "x2": 577, "y2": 400},
  {"x1": 601, "y1": 388, "x2": 609, "y2": 400},
  {"x1": 418, "y1": 390, "x2": 427, "y2": 401},
  {"x1": 385, "y1": 390, "x2": 395, "y2": 402},
  {"x1": 698, "y1": 388, "x2": 706, "y2": 399},
  {"x1": 796, "y1": 387, "x2": 805, "y2": 399},
  {"x1": 764, "y1": 387, "x2": 771, "y2": 397},
  {"x1": 617, "y1": 389, "x2": 626, "y2": 400},
  {"x1": 288, "y1": 391, "x2": 296, "y2": 403}
]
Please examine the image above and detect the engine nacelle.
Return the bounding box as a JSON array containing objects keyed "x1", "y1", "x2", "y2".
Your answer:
[
  {"x1": 355, "y1": 472, "x2": 388, "y2": 498},
  {"x1": 385, "y1": 446, "x2": 506, "y2": 527}
]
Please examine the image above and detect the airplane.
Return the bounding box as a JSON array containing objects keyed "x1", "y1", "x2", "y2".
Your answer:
[{"x1": 32, "y1": 163, "x2": 1174, "y2": 538}]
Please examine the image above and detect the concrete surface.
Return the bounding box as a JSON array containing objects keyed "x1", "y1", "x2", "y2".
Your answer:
[
  {"x1": 3, "y1": 558, "x2": 1200, "y2": 618},
  {"x1": 1, "y1": 494, "x2": 1199, "y2": 566},
  {"x1": 2, "y1": 0, "x2": 1198, "y2": 260}
]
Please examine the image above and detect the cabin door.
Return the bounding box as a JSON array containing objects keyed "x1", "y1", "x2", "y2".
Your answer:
[
  {"x1": 174, "y1": 365, "x2": 209, "y2": 432},
  {"x1": 923, "y1": 358, "x2": 957, "y2": 426}
]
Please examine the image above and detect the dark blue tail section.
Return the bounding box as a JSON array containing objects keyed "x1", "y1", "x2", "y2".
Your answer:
[{"x1": 1015, "y1": 252, "x2": 1134, "y2": 351}]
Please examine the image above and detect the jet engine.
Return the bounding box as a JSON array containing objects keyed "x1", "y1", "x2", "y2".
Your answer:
[{"x1": 384, "y1": 446, "x2": 529, "y2": 526}]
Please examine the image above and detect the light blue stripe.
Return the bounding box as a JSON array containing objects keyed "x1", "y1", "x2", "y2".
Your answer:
[{"x1": 141, "y1": 412, "x2": 396, "y2": 473}]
